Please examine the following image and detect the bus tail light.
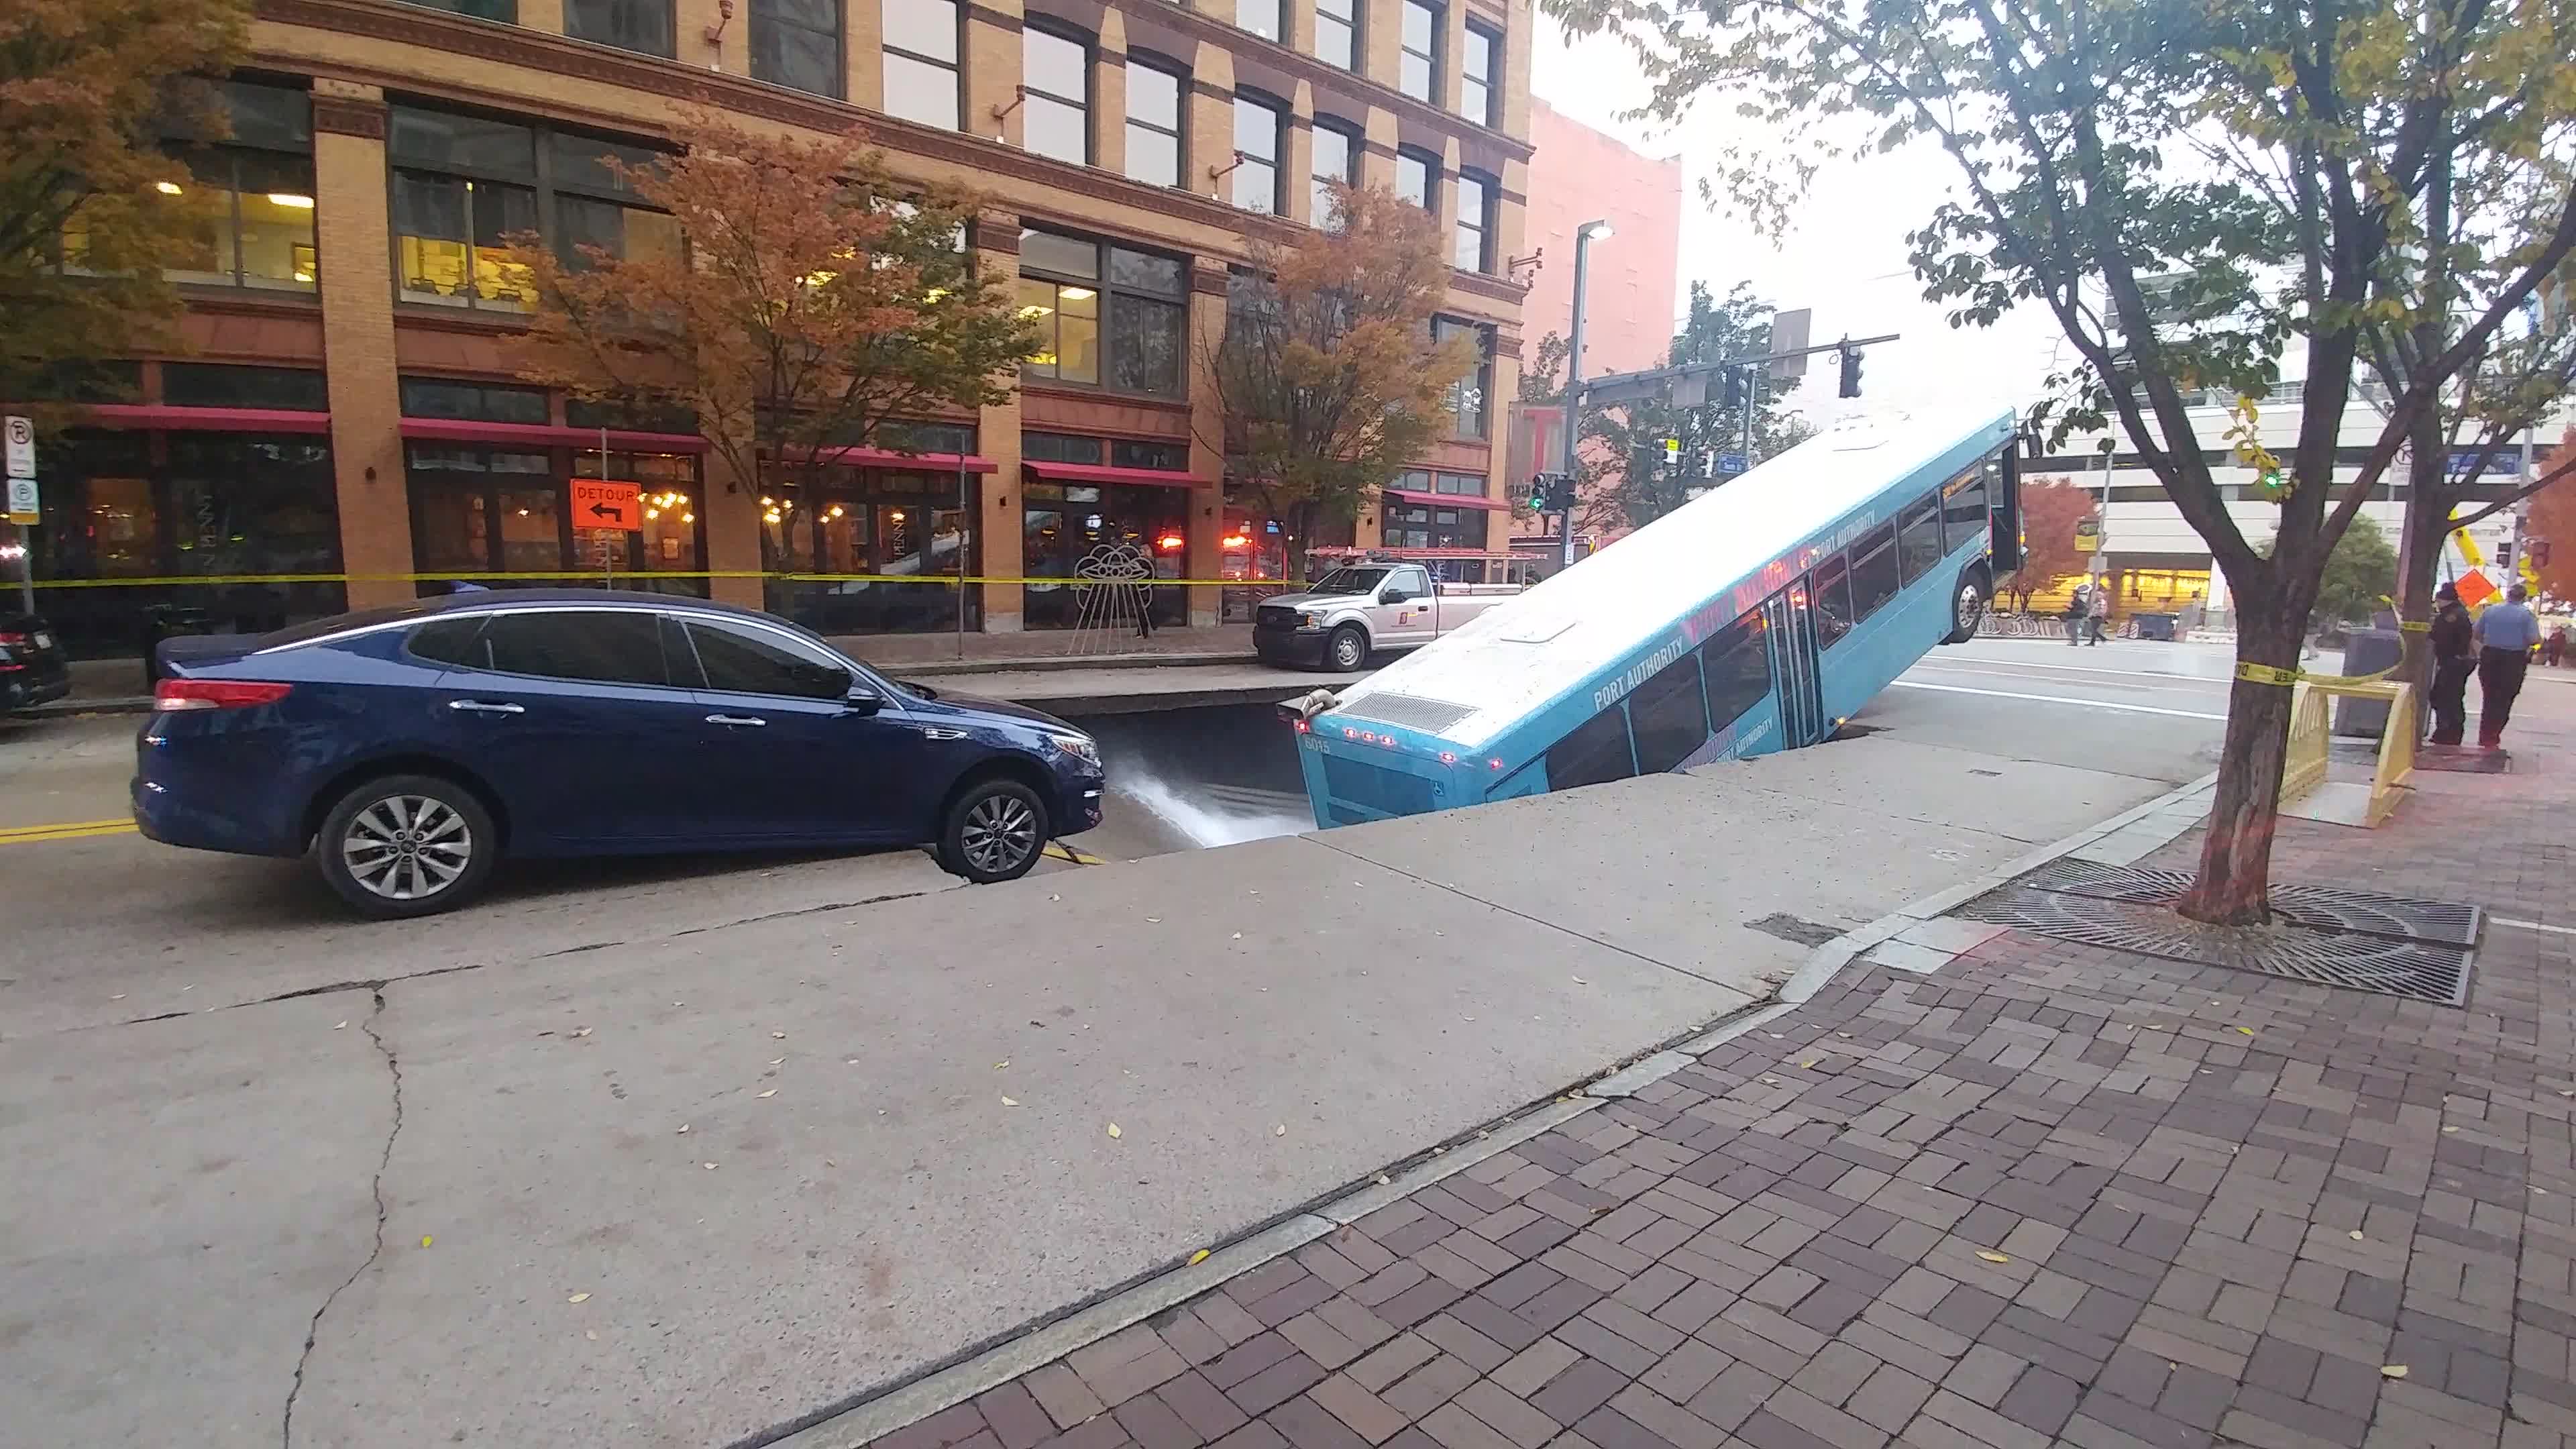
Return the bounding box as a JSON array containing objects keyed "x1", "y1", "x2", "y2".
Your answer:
[
  {"x1": 1489, "y1": 757, "x2": 1505, "y2": 770},
  {"x1": 1293, "y1": 718, "x2": 1310, "y2": 733},
  {"x1": 1438, "y1": 751, "x2": 1458, "y2": 765}
]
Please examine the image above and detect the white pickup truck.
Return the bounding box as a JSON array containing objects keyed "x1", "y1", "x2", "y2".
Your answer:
[{"x1": 1251, "y1": 561, "x2": 1524, "y2": 671}]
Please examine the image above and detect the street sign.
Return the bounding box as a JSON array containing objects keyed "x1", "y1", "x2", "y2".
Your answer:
[
  {"x1": 570, "y1": 479, "x2": 643, "y2": 531},
  {"x1": 1717, "y1": 453, "x2": 1750, "y2": 475},
  {"x1": 1767, "y1": 309, "x2": 1812, "y2": 380},
  {"x1": 5, "y1": 476, "x2": 35, "y2": 525},
  {"x1": 2074, "y1": 519, "x2": 2102, "y2": 553},
  {"x1": 5, "y1": 415, "x2": 34, "y2": 481}
]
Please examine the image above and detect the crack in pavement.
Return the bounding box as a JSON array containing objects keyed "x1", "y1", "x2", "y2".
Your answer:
[{"x1": 280, "y1": 988, "x2": 401, "y2": 1449}]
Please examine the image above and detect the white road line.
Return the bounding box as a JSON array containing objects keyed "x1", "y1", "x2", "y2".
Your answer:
[
  {"x1": 1889, "y1": 678, "x2": 2229, "y2": 720},
  {"x1": 2491, "y1": 916, "x2": 2576, "y2": 936},
  {"x1": 1920, "y1": 655, "x2": 2237, "y2": 686}
]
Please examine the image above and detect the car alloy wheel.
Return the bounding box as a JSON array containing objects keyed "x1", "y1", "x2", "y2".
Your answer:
[
  {"x1": 340, "y1": 794, "x2": 474, "y2": 902},
  {"x1": 959, "y1": 792, "x2": 1040, "y2": 875}
]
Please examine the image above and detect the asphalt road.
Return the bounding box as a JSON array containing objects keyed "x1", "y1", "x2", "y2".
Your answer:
[{"x1": 0, "y1": 635, "x2": 2229, "y2": 1448}]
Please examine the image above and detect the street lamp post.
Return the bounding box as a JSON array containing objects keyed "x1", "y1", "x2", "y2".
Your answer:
[{"x1": 1558, "y1": 219, "x2": 1611, "y2": 570}]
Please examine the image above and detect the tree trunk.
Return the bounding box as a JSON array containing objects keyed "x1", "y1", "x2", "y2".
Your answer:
[
  {"x1": 2176, "y1": 598, "x2": 2306, "y2": 925},
  {"x1": 2393, "y1": 448, "x2": 2452, "y2": 705}
]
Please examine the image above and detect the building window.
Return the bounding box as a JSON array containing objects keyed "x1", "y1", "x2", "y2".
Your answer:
[
  {"x1": 882, "y1": 0, "x2": 962, "y2": 130},
  {"x1": 1453, "y1": 170, "x2": 1492, "y2": 270},
  {"x1": 1399, "y1": 0, "x2": 1440, "y2": 103},
  {"x1": 1460, "y1": 22, "x2": 1498, "y2": 125},
  {"x1": 1382, "y1": 498, "x2": 1488, "y2": 550},
  {"x1": 1310, "y1": 120, "x2": 1359, "y2": 227},
  {"x1": 400, "y1": 376, "x2": 551, "y2": 423},
  {"x1": 1018, "y1": 228, "x2": 1187, "y2": 395},
  {"x1": 400, "y1": 0, "x2": 518, "y2": 16},
  {"x1": 751, "y1": 0, "x2": 843, "y2": 99},
  {"x1": 388, "y1": 108, "x2": 678, "y2": 310},
  {"x1": 1434, "y1": 317, "x2": 1490, "y2": 438},
  {"x1": 1024, "y1": 431, "x2": 1104, "y2": 464},
  {"x1": 1395, "y1": 147, "x2": 1436, "y2": 211},
  {"x1": 1022, "y1": 24, "x2": 1090, "y2": 166},
  {"x1": 1232, "y1": 93, "x2": 1287, "y2": 215},
  {"x1": 138, "y1": 81, "x2": 317, "y2": 292},
  {"x1": 163, "y1": 364, "x2": 329, "y2": 412},
  {"x1": 1316, "y1": 0, "x2": 1358, "y2": 69},
  {"x1": 564, "y1": 0, "x2": 675, "y2": 57},
  {"x1": 1113, "y1": 438, "x2": 1188, "y2": 470},
  {"x1": 1125, "y1": 54, "x2": 1186, "y2": 187},
  {"x1": 1238, "y1": 0, "x2": 1282, "y2": 41}
]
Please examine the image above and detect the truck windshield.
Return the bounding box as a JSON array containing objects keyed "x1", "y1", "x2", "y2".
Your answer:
[{"x1": 1310, "y1": 568, "x2": 1391, "y2": 594}]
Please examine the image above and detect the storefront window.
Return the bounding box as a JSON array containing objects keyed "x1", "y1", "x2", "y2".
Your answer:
[
  {"x1": 763, "y1": 468, "x2": 979, "y2": 635},
  {"x1": 572, "y1": 451, "x2": 707, "y2": 594},
  {"x1": 1021, "y1": 480, "x2": 1187, "y2": 629},
  {"x1": 140, "y1": 82, "x2": 316, "y2": 292},
  {"x1": 26, "y1": 431, "x2": 345, "y2": 656},
  {"x1": 400, "y1": 376, "x2": 549, "y2": 423},
  {"x1": 162, "y1": 364, "x2": 329, "y2": 412},
  {"x1": 407, "y1": 445, "x2": 558, "y2": 589}
]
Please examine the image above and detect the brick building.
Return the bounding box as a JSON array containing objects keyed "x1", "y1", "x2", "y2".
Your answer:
[{"x1": 23, "y1": 0, "x2": 1534, "y2": 653}]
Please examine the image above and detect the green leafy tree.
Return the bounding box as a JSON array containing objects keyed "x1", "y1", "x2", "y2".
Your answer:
[
  {"x1": 0, "y1": 0, "x2": 250, "y2": 408},
  {"x1": 2265, "y1": 514, "x2": 2398, "y2": 627},
  {"x1": 1544, "y1": 0, "x2": 2576, "y2": 923},
  {"x1": 1521, "y1": 281, "x2": 1815, "y2": 533},
  {"x1": 1208, "y1": 183, "x2": 1475, "y2": 580}
]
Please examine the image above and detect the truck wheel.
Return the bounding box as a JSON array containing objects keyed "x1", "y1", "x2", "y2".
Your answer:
[
  {"x1": 1327, "y1": 625, "x2": 1368, "y2": 671},
  {"x1": 1943, "y1": 572, "x2": 1988, "y2": 644}
]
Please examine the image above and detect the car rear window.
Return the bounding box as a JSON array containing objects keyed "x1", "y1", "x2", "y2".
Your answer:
[
  {"x1": 256, "y1": 603, "x2": 438, "y2": 650},
  {"x1": 406, "y1": 616, "x2": 486, "y2": 665}
]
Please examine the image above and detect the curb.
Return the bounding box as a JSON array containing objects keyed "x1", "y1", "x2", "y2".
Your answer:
[{"x1": 749, "y1": 769, "x2": 2224, "y2": 1449}]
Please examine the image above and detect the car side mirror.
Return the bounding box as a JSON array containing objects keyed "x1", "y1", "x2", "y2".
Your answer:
[
  {"x1": 844, "y1": 684, "x2": 885, "y2": 716},
  {"x1": 1382, "y1": 590, "x2": 1411, "y2": 605}
]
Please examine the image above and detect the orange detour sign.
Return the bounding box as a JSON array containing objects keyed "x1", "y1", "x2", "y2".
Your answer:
[{"x1": 570, "y1": 480, "x2": 643, "y2": 531}]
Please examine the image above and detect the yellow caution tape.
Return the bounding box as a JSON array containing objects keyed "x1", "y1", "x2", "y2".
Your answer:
[
  {"x1": 28, "y1": 571, "x2": 1297, "y2": 590},
  {"x1": 2399, "y1": 621, "x2": 2430, "y2": 633},
  {"x1": 2234, "y1": 659, "x2": 2402, "y2": 688}
]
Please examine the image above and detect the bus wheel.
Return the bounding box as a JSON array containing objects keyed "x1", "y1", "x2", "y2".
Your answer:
[
  {"x1": 1945, "y1": 574, "x2": 1988, "y2": 643},
  {"x1": 1327, "y1": 625, "x2": 1369, "y2": 671}
]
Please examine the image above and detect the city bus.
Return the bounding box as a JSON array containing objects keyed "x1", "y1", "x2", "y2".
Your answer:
[{"x1": 1286, "y1": 407, "x2": 2024, "y2": 828}]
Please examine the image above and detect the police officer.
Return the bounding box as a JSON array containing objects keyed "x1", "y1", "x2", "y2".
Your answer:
[{"x1": 2426, "y1": 582, "x2": 2474, "y2": 746}]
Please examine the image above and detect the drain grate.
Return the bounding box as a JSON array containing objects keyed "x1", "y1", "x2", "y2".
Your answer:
[
  {"x1": 2417, "y1": 746, "x2": 2512, "y2": 774},
  {"x1": 1954, "y1": 887, "x2": 2475, "y2": 1005},
  {"x1": 2023, "y1": 859, "x2": 2482, "y2": 947}
]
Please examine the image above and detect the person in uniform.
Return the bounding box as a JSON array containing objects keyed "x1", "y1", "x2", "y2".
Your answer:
[
  {"x1": 2426, "y1": 582, "x2": 2474, "y2": 746},
  {"x1": 2475, "y1": 584, "x2": 2542, "y2": 748}
]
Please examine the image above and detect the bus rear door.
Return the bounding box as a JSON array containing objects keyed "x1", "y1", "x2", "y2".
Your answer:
[{"x1": 1765, "y1": 587, "x2": 1826, "y2": 746}]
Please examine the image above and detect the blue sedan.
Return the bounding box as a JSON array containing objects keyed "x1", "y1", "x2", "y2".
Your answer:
[{"x1": 131, "y1": 590, "x2": 1106, "y2": 917}]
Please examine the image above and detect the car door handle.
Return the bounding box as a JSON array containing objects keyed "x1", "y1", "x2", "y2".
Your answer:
[
  {"x1": 705, "y1": 714, "x2": 767, "y2": 727},
  {"x1": 447, "y1": 699, "x2": 525, "y2": 715},
  {"x1": 919, "y1": 727, "x2": 969, "y2": 741}
]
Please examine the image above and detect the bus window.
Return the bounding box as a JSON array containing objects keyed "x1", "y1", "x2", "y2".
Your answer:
[
  {"x1": 1702, "y1": 617, "x2": 1773, "y2": 727},
  {"x1": 1627, "y1": 653, "x2": 1709, "y2": 772},
  {"x1": 1812, "y1": 555, "x2": 1855, "y2": 647},
  {"x1": 1943, "y1": 466, "x2": 1988, "y2": 549},
  {"x1": 1850, "y1": 526, "x2": 1902, "y2": 619},
  {"x1": 1546, "y1": 706, "x2": 1638, "y2": 790},
  {"x1": 1898, "y1": 495, "x2": 1945, "y2": 584}
]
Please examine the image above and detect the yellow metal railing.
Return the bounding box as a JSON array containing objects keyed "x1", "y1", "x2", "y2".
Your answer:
[
  {"x1": 2274, "y1": 680, "x2": 2418, "y2": 826},
  {"x1": 2278, "y1": 684, "x2": 2330, "y2": 806}
]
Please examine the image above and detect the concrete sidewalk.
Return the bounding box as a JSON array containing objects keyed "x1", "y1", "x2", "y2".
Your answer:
[
  {"x1": 794, "y1": 698, "x2": 2576, "y2": 1448},
  {"x1": 0, "y1": 734, "x2": 2180, "y2": 1449}
]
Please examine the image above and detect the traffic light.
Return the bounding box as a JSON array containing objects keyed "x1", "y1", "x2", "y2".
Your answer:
[
  {"x1": 1837, "y1": 347, "x2": 1864, "y2": 398},
  {"x1": 1548, "y1": 474, "x2": 1578, "y2": 511},
  {"x1": 1527, "y1": 474, "x2": 1550, "y2": 511},
  {"x1": 1723, "y1": 368, "x2": 1747, "y2": 410}
]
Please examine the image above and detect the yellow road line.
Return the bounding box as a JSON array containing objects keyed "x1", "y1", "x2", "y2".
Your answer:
[
  {"x1": 1041, "y1": 843, "x2": 1108, "y2": 866},
  {"x1": 0, "y1": 819, "x2": 138, "y2": 845}
]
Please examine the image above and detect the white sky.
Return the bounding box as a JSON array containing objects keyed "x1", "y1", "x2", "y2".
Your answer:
[{"x1": 1531, "y1": 17, "x2": 2065, "y2": 427}]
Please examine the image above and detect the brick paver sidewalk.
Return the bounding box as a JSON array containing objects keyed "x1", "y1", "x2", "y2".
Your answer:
[{"x1": 853, "y1": 692, "x2": 2576, "y2": 1449}]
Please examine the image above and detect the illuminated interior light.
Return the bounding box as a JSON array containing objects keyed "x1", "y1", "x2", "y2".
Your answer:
[
  {"x1": 154, "y1": 181, "x2": 184, "y2": 196},
  {"x1": 266, "y1": 193, "x2": 316, "y2": 209},
  {"x1": 1059, "y1": 286, "x2": 1096, "y2": 301}
]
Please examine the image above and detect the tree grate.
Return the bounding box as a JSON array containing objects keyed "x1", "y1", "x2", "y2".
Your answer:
[
  {"x1": 2021, "y1": 859, "x2": 2482, "y2": 947},
  {"x1": 1952, "y1": 888, "x2": 2475, "y2": 1005}
]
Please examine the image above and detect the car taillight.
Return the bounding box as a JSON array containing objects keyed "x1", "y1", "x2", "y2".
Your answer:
[
  {"x1": 154, "y1": 679, "x2": 294, "y2": 711},
  {"x1": 0, "y1": 631, "x2": 28, "y2": 648}
]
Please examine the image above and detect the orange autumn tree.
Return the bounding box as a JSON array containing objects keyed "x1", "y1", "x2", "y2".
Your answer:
[
  {"x1": 1208, "y1": 183, "x2": 1477, "y2": 580},
  {"x1": 1, "y1": 0, "x2": 249, "y2": 404},
  {"x1": 2524, "y1": 428, "x2": 2576, "y2": 601},
  {"x1": 511, "y1": 114, "x2": 1036, "y2": 512},
  {"x1": 2000, "y1": 478, "x2": 2098, "y2": 611}
]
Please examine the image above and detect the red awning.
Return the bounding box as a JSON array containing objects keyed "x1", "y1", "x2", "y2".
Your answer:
[
  {"x1": 77, "y1": 405, "x2": 332, "y2": 435},
  {"x1": 1383, "y1": 487, "x2": 1509, "y2": 511},
  {"x1": 398, "y1": 418, "x2": 712, "y2": 454},
  {"x1": 808, "y1": 446, "x2": 998, "y2": 474},
  {"x1": 1024, "y1": 460, "x2": 1205, "y2": 489}
]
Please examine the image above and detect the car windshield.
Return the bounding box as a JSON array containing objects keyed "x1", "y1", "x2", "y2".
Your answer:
[{"x1": 1310, "y1": 568, "x2": 1391, "y2": 595}]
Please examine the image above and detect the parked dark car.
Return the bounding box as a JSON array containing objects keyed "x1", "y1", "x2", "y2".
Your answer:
[
  {"x1": 0, "y1": 610, "x2": 72, "y2": 714},
  {"x1": 131, "y1": 590, "x2": 1106, "y2": 917}
]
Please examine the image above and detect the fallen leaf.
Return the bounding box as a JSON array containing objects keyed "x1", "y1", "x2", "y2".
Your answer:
[
  {"x1": 1108, "y1": 1122, "x2": 1123, "y2": 1138},
  {"x1": 1275, "y1": 1124, "x2": 1287, "y2": 1136},
  {"x1": 771, "y1": 1031, "x2": 787, "y2": 1039},
  {"x1": 334, "y1": 1021, "x2": 348, "y2": 1030},
  {"x1": 2237, "y1": 1026, "x2": 2255, "y2": 1035},
  {"x1": 1049, "y1": 894, "x2": 1060, "y2": 902},
  {"x1": 704, "y1": 1162, "x2": 718, "y2": 1170},
  {"x1": 1232, "y1": 932, "x2": 1242, "y2": 941},
  {"x1": 1002, "y1": 1095, "x2": 1020, "y2": 1107},
  {"x1": 568, "y1": 1293, "x2": 590, "y2": 1304},
  {"x1": 758, "y1": 1089, "x2": 777, "y2": 1099},
  {"x1": 2381, "y1": 1364, "x2": 2408, "y2": 1379},
  {"x1": 676, "y1": 1124, "x2": 690, "y2": 1134},
  {"x1": 420, "y1": 1236, "x2": 433, "y2": 1248},
  {"x1": 1571, "y1": 975, "x2": 1588, "y2": 985},
  {"x1": 1976, "y1": 1250, "x2": 2010, "y2": 1264},
  {"x1": 1376, "y1": 1174, "x2": 1391, "y2": 1185},
  {"x1": 2443, "y1": 1126, "x2": 2459, "y2": 1134},
  {"x1": 109, "y1": 994, "x2": 125, "y2": 1000},
  {"x1": 1145, "y1": 917, "x2": 1161, "y2": 924},
  {"x1": 1802, "y1": 1061, "x2": 1818, "y2": 1069},
  {"x1": 574, "y1": 1027, "x2": 592, "y2": 1038},
  {"x1": 995, "y1": 1059, "x2": 1010, "y2": 1069},
  {"x1": 586, "y1": 1330, "x2": 598, "y2": 1340},
  {"x1": 1188, "y1": 1248, "x2": 1211, "y2": 1265},
  {"x1": 769, "y1": 1057, "x2": 786, "y2": 1065},
  {"x1": 2351, "y1": 1230, "x2": 2365, "y2": 1240}
]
